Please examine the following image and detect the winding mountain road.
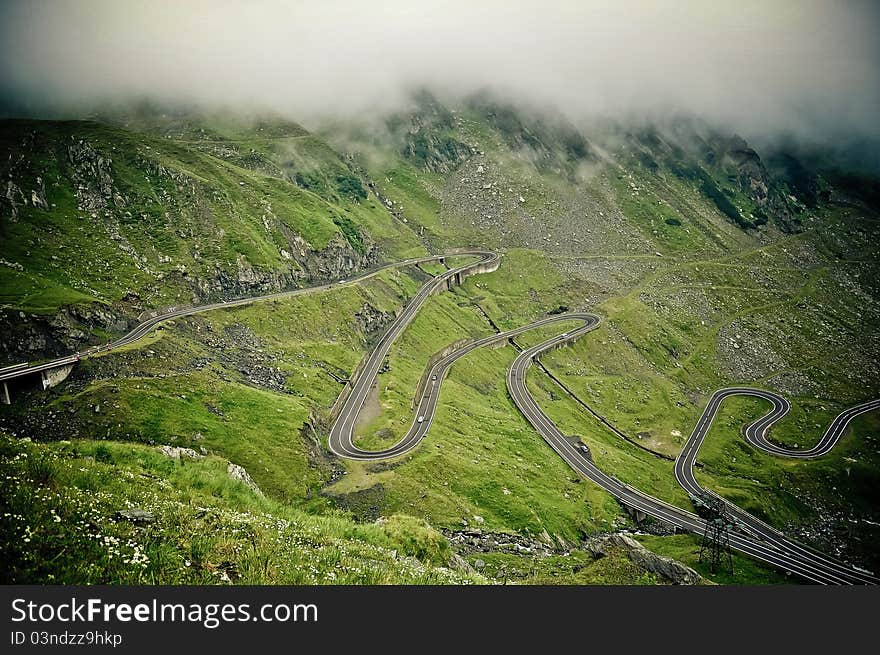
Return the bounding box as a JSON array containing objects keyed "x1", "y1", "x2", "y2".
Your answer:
[
  {"x1": 0, "y1": 250, "x2": 498, "y2": 384},
  {"x1": 328, "y1": 312, "x2": 595, "y2": 460},
  {"x1": 510, "y1": 330, "x2": 879, "y2": 584},
  {"x1": 3, "y1": 249, "x2": 878, "y2": 583},
  {"x1": 327, "y1": 254, "x2": 879, "y2": 584},
  {"x1": 674, "y1": 388, "x2": 880, "y2": 581}
]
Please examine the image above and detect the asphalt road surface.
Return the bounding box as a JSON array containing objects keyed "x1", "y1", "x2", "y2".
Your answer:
[
  {"x1": 4, "y1": 250, "x2": 878, "y2": 583},
  {"x1": 328, "y1": 312, "x2": 597, "y2": 460},
  {"x1": 327, "y1": 258, "x2": 879, "y2": 584},
  {"x1": 509, "y1": 330, "x2": 878, "y2": 584},
  {"x1": 674, "y1": 388, "x2": 880, "y2": 582},
  {"x1": 0, "y1": 250, "x2": 498, "y2": 384}
]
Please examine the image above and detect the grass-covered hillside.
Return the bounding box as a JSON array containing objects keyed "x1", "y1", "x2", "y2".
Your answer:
[
  {"x1": 2, "y1": 96, "x2": 878, "y2": 584},
  {"x1": 0, "y1": 114, "x2": 424, "y2": 363},
  {"x1": 0, "y1": 432, "x2": 481, "y2": 584}
]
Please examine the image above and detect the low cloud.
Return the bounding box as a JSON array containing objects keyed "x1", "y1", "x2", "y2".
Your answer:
[{"x1": 2, "y1": 0, "x2": 878, "y2": 143}]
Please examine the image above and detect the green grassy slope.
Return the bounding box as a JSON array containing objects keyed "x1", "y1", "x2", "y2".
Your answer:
[
  {"x1": 2, "y1": 100, "x2": 879, "y2": 584},
  {"x1": 0, "y1": 433, "x2": 480, "y2": 584},
  {"x1": 0, "y1": 116, "x2": 425, "y2": 363}
]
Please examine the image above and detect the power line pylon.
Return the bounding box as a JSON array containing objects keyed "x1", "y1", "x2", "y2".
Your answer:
[{"x1": 693, "y1": 494, "x2": 734, "y2": 574}]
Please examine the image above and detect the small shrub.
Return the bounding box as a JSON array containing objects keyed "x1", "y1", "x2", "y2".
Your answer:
[
  {"x1": 332, "y1": 214, "x2": 367, "y2": 254},
  {"x1": 335, "y1": 174, "x2": 367, "y2": 201},
  {"x1": 93, "y1": 444, "x2": 114, "y2": 463}
]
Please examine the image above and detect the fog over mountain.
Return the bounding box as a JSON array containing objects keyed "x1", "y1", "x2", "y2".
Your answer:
[{"x1": 1, "y1": 0, "x2": 879, "y2": 145}]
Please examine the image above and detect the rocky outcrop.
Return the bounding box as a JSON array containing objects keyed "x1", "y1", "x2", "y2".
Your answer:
[
  {"x1": 635, "y1": 121, "x2": 810, "y2": 233},
  {"x1": 472, "y1": 96, "x2": 595, "y2": 178},
  {"x1": 158, "y1": 445, "x2": 203, "y2": 460},
  {"x1": 353, "y1": 303, "x2": 394, "y2": 338},
  {"x1": 727, "y1": 143, "x2": 770, "y2": 203},
  {"x1": 177, "y1": 229, "x2": 376, "y2": 302},
  {"x1": 288, "y1": 233, "x2": 377, "y2": 282},
  {"x1": 186, "y1": 231, "x2": 376, "y2": 303},
  {"x1": 443, "y1": 528, "x2": 567, "y2": 558},
  {"x1": 3, "y1": 177, "x2": 48, "y2": 221},
  {"x1": 185, "y1": 258, "x2": 304, "y2": 300},
  {"x1": 703, "y1": 133, "x2": 804, "y2": 232},
  {"x1": 389, "y1": 92, "x2": 475, "y2": 174},
  {"x1": 227, "y1": 462, "x2": 263, "y2": 496},
  {"x1": 114, "y1": 508, "x2": 154, "y2": 524},
  {"x1": 0, "y1": 303, "x2": 131, "y2": 364},
  {"x1": 30, "y1": 176, "x2": 49, "y2": 210},
  {"x1": 586, "y1": 533, "x2": 703, "y2": 585},
  {"x1": 3, "y1": 180, "x2": 26, "y2": 220},
  {"x1": 727, "y1": 143, "x2": 799, "y2": 230},
  {"x1": 402, "y1": 116, "x2": 474, "y2": 174},
  {"x1": 68, "y1": 138, "x2": 117, "y2": 211}
]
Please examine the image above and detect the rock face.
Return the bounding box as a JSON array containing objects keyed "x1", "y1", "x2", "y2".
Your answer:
[
  {"x1": 717, "y1": 136, "x2": 803, "y2": 233},
  {"x1": 353, "y1": 302, "x2": 394, "y2": 338},
  {"x1": 68, "y1": 138, "x2": 117, "y2": 211},
  {"x1": 186, "y1": 234, "x2": 376, "y2": 305},
  {"x1": 443, "y1": 528, "x2": 567, "y2": 558},
  {"x1": 401, "y1": 112, "x2": 474, "y2": 174},
  {"x1": 287, "y1": 233, "x2": 376, "y2": 282},
  {"x1": 588, "y1": 533, "x2": 703, "y2": 585},
  {"x1": 158, "y1": 445, "x2": 203, "y2": 460},
  {"x1": 30, "y1": 177, "x2": 49, "y2": 211},
  {"x1": 635, "y1": 121, "x2": 813, "y2": 233},
  {"x1": 186, "y1": 256, "x2": 303, "y2": 300},
  {"x1": 0, "y1": 303, "x2": 132, "y2": 364},
  {"x1": 3, "y1": 180, "x2": 26, "y2": 220},
  {"x1": 227, "y1": 462, "x2": 263, "y2": 496}
]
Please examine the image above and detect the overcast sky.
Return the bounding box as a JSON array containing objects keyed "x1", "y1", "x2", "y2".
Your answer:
[{"x1": 1, "y1": 0, "x2": 878, "y2": 142}]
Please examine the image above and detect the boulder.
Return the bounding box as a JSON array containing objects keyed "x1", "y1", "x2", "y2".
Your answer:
[
  {"x1": 448, "y1": 553, "x2": 477, "y2": 575},
  {"x1": 158, "y1": 445, "x2": 203, "y2": 460},
  {"x1": 227, "y1": 462, "x2": 263, "y2": 496},
  {"x1": 114, "y1": 508, "x2": 154, "y2": 524}
]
